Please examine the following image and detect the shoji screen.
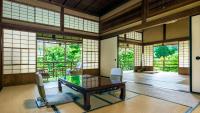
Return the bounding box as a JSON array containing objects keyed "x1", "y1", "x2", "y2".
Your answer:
[
  {"x1": 191, "y1": 15, "x2": 200, "y2": 92},
  {"x1": 3, "y1": 0, "x2": 60, "y2": 27},
  {"x1": 64, "y1": 14, "x2": 99, "y2": 33},
  {"x1": 134, "y1": 45, "x2": 142, "y2": 66},
  {"x1": 143, "y1": 45, "x2": 153, "y2": 66},
  {"x1": 126, "y1": 31, "x2": 142, "y2": 41},
  {"x1": 100, "y1": 37, "x2": 118, "y2": 77},
  {"x1": 3, "y1": 29, "x2": 36, "y2": 74},
  {"x1": 83, "y1": 39, "x2": 99, "y2": 69},
  {"x1": 179, "y1": 41, "x2": 189, "y2": 68}
]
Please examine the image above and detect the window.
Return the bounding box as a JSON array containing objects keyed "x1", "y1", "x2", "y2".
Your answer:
[
  {"x1": 134, "y1": 45, "x2": 142, "y2": 66},
  {"x1": 3, "y1": 29, "x2": 36, "y2": 74},
  {"x1": 179, "y1": 41, "x2": 189, "y2": 67},
  {"x1": 84, "y1": 19, "x2": 89, "y2": 32},
  {"x1": 119, "y1": 34, "x2": 125, "y2": 38},
  {"x1": 64, "y1": 14, "x2": 99, "y2": 33},
  {"x1": 126, "y1": 31, "x2": 142, "y2": 41},
  {"x1": 143, "y1": 45, "x2": 153, "y2": 66},
  {"x1": 83, "y1": 39, "x2": 99, "y2": 69},
  {"x1": 3, "y1": 0, "x2": 35, "y2": 22},
  {"x1": 35, "y1": 8, "x2": 60, "y2": 26},
  {"x1": 3, "y1": 0, "x2": 60, "y2": 26},
  {"x1": 64, "y1": 15, "x2": 84, "y2": 31}
]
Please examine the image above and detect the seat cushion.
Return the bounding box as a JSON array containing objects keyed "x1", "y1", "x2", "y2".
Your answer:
[{"x1": 46, "y1": 93, "x2": 73, "y2": 106}]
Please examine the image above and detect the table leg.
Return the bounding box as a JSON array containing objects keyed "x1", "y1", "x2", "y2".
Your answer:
[
  {"x1": 83, "y1": 93, "x2": 91, "y2": 110},
  {"x1": 58, "y1": 80, "x2": 62, "y2": 92},
  {"x1": 120, "y1": 86, "x2": 126, "y2": 100}
]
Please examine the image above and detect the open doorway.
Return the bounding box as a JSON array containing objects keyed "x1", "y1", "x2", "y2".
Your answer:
[
  {"x1": 37, "y1": 34, "x2": 82, "y2": 82},
  {"x1": 153, "y1": 44, "x2": 178, "y2": 72},
  {"x1": 118, "y1": 43, "x2": 134, "y2": 73}
]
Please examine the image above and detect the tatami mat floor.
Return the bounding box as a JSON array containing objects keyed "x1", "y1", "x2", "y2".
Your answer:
[
  {"x1": 0, "y1": 84, "x2": 200, "y2": 113},
  {"x1": 89, "y1": 95, "x2": 189, "y2": 113},
  {"x1": 126, "y1": 82, "x2": 200, "y2": 107},
  {"x1": 192, "y1": 104, "x2": 200, "y2": 113},
  {"x1": 123, "y1": 72, "x2": 189, "y2": 92}
]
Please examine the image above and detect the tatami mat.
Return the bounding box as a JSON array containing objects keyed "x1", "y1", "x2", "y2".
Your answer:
[
  {"x1": 0, "y1": 84, "x2": 198, "y2": 113},
  {"x1": 0, "y1": 84, "x2": 54, "y2": 113},
  {"x1": 123, "y1": 72, "x2": 190, "y2": 92},
  {"x1": 192, "y1": 104, "x2": 200, "y2": 113},
  {"x1": 45, "y1": 86, "x2": 139, "y2": 111},
  {"x1": 126, "y1": 82, "x2": 200, "y2": 107},
  {"x1": 89, "y1": 95, "x2": 189, "y2": 113}
]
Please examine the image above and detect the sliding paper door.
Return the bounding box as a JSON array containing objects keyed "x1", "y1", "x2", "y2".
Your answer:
[
  {"x1": 191, "y1": 15, "x2": 200, "y2": 92},
  {"x1": 100, "y1": 37, "x2": 118, "y2": 77}
]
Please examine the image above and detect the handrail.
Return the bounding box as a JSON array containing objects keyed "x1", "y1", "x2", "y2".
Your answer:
[{"x1": 37, "y1": 61, "x2": 80, "y2": 77}]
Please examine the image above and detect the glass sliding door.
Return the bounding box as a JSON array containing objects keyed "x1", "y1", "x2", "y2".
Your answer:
[
  {"x1": 65, "y1": 43, "x2": 82, "y2": 71},
  {"x1": 37, "y1": 39, "x2": 82, "y2": 81},
  {"x1": 37, "y1": 40, "x2": 65, "y2": 78}
]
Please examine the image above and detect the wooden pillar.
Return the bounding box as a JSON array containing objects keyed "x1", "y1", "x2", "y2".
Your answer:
[
  {"x1": 142, "y1": 0, "x2": 148, "y2": 23},
  {"x1": 99, "y1": 38, "x2": 101, "y2": 75},
  {"x1": 0, "y1": 27, "x2": 3, "y2": 90},
  {"x1": 162, "y1": 24, "x2": 166, "y2": 71},
  {"x1": 0, "y1": 0, "x2": 2, "y2": 22},
  {"x1": 163, "y1": 24, "x2": 166, "y2": 42},
  {"x1": 0, "y1": 0, "x2": 3, "y2": 89},
  {"x1": 60, "y1": 7, "x2": 64, "y2": 32},
  {"x1": 117, "y1": 35, "x2": 119, "y2": 68},
  {"x1": 142, "y1": 32, "x2": 144, "y2": 67}
]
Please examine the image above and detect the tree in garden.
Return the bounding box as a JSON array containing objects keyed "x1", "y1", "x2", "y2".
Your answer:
[
  {"x1": 119, "y1": 48, "x2": 134, "y2": 71},
  {"x1": 45, "y1": 45, "x2": 65, "y2": 62},
  {"x1": 154, "y1": 45, "x2": 177, "y2": 58},
  {"x1": 154, "y1": 45, "x2": 178, "y2": 71},
  {"x1": 44, "y1": 45, "x2": 65, "y2": 72},
  {"x1": 66, "y1": 44, "x2": 81, "y2": 69},
  {"x1": 41, "y1": 43, "x2": 81, "y2": 77}
]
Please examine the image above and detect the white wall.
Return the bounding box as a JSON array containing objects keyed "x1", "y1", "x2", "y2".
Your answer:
[
  {"x1": 100, "y1": 37, "x2": 118, "y2": 77},
  {"x1": 191, "y1": 15, "x2": 200, "y2": 92}
]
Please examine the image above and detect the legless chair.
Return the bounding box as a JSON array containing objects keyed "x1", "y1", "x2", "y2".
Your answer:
[
  {"x1": 110, "y1": 68, "x2": 123, "y2": 81},
  {"x1": 35, "y1": 72, "x2": 73, "y2": 107},
  {"x1": 109, "y1": 68, "x2": 123, "y2": 95}
]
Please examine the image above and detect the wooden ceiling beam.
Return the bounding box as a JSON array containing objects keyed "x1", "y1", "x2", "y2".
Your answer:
[
  {"x1": 63, "y1": 0, "x2": 67, "y2": 5},
  {"x1": 73, "y1": 0, "x2": 82, "y2": 8},
  {"x1": 100, "y1": 5, "x2": 142, "y2": 32},
  {"x1": 39, "y1": 0, "x2": 130, "y2": 16},
  {"x1": 38, "y1": 0, "x2": 97, "y2": 17},
  {"x1": 83, "y1": 0, "x2": 96, "y2": 11},
  {"x1": 0, "y1": 22, "x2": 99, "y2": 39},
  {"x1": 100, "y1": 6, "x2": 200, "y2": 39},
  {"x1": 148, "y1": 0, "x2": 198, "y2": 17},
  {"x1": 101, "y1": 0, "x2": 199, "y2": 35}
]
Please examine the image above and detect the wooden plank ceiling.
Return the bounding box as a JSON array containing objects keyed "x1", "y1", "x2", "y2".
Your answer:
[{"x1": 45, "y1": 0, "x2": 130, "y2": 16}]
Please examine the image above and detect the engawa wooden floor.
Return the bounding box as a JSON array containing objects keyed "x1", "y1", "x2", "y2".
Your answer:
[{"x1": 1, "y1": 83, "x2": 200, "y2": 113}]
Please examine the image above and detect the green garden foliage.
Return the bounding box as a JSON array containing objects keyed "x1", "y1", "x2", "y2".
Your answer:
[
  {"x1": 37, "y1": 42, "x2": 81, "y2": 80},
  {"x1": 44, "y1": 45, "x2": 65, "y2": 62},
  {"x1": 119, "y1": 48, "x2": 134, "y2": 71},
  {"x1": 66, "y1": 44, "x2": 82, "y2": 69},
  {"x1": 154, "y1": 45, "x2": 178, "y2": 72},
  {"x1": 154, "y1": 45, "x2": 177, "y2": 58}
]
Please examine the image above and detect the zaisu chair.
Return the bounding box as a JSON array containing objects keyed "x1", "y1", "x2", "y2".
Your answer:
[
  {"x1": 110, "y1": 68, "x2": 123, "y2": 81},
  {"x1": 35, "y1": 72, "x2": 73, "y2": 108}
]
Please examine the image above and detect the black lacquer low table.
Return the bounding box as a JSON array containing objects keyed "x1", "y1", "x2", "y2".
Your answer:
[{"x1": 58, "y1": 75, "x2": 126, "y2": 110}]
